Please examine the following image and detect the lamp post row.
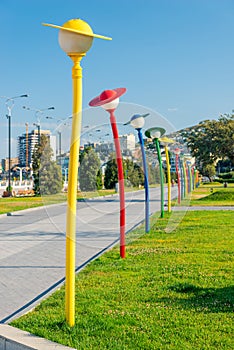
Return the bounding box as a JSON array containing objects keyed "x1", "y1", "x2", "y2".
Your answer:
[{"x1": 1, "y1": 17, "x2": 195, "y2": 328}]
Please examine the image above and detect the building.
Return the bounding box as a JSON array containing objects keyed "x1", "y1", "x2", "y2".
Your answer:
[
  {"x1": 119, "y1": 133, "x2": 135, "y2": 152},
  {"x1": 18, "y1": 129, "x2": 56, "y2": 167},
  {"x1": 1, "y1": 157, "x2": 19, "y2": 172}
]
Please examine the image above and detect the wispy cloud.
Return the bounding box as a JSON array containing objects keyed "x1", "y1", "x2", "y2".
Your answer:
[{"x1": 167, "y1": 108, "x2": 178, "y2": 112}]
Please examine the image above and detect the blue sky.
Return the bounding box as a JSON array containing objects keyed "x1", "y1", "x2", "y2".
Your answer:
[{"x1": 0, "y1": 0, "x2": 234, "y2": 159}]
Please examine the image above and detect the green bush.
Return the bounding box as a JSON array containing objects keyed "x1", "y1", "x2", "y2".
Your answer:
[
  {"x1": 218, "y1": 172, "x2": 233, "y2": 180},
  {"x1": 217, "y1": 178, "x2": 234, "y2": 184}
]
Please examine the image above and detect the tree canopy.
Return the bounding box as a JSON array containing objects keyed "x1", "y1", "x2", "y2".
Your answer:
[
  {"x1": 79, "y1": 147, "x2": 101, "y2": 191},
  {"x1": 181, "y1": 114, "x2": 234, "y2": 173},
  {"x1": 32, "y1": 134, "x2": 63, "y2": 195}
]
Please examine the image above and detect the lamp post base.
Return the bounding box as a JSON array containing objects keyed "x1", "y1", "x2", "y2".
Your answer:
[{"x1": 120, "y1": 245, "x2": 126, "y2": 259}]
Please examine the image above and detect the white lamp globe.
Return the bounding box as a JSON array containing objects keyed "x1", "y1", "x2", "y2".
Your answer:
[
  {"x1": 58, "y1": 19, "x2": 94, "y2": 54},
  {"x1": 101, "y1": 98, "x2": 119, "y2": 111},
  {"x1": 130, "y1": 115, "x2": 145, "y2": 129},
  {"x1": 174, "y1": 148, "x2": 181, "y2": 155},
  {"x1": 59, "y1": 30, "x2": 93, "y2": 54},
  {"x1": 151, "y1": 130, "x2": 161, "y2": 139}
]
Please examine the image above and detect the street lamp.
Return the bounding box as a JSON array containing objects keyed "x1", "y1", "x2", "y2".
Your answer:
[
  {"x1": 145, "y1": 127, "x2": 166, "y2": 218},
  {"x1": 23, "y1": 106, "x2": 55, "y2": 144},
  {"x1": 181, "y1": 155, "x2": 187, "y2": 198},
  {"x1": 179, "y1": 154, "x2": 186, "y2": 200},
  {"x1": 1, "y1": 94, "x2": 28, "y2": 196},
  {"x1": 89, "y1": 88, "x2": 127, "y2": 258},
  {"x1": 43, "y1": 18, "x2": 111, "y2": 327},
  {"x1": 174, "y1": 148, "x2": 181, "y2": 204},
  {"x1": 124, "y1": 113, "x2": 150, "y2": 232},
  {"x1": 159, "y1": 136, "x2": 175, "y2": 213},
  {"x1": 46, "y1": 116, "x2": 73, "y2": 166}
]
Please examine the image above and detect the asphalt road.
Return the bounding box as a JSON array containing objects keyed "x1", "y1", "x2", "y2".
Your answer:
[{"x1": 0, "y1": 187, "x2": 177, "y2": 323}]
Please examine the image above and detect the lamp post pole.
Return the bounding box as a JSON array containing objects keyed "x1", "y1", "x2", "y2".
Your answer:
[
  {"x1": 1, "y1": 94, "x2": 28, "y2": 196},
  {"x1": 164, "y1": 145, "x2": 171, "y2": 212},
  {"x1": 43, "y1": 18, "x2": 111, "y2": 326},
  {"x1": 145, "y1": 127, "x2": 166, "y2": 218},
  {"x1": 89, "y1": 88, "x2": 126, "y2": 258},
  {"x1": 138, "y1": 128, "x2": 150, "y2": 231},
  {"x1": 179, "y1": 156, "x2": 184, "y2": 200},
  {"x1": 187, "y1": 162, "x2": 191, "y2": 193},
  {"x1": 110, "y1": 109, "x2": 126, "y2": 257},
  {"x1": 182, "y1": 158, "x2": 187, "y2": 198},
  {"x1": 124, "y1": 113, "x2": 150, "y2": 232},
  {"x1": 174, "y1": 148, "x2": 181, "y2": 204},
  {"x1": 160, "y1": 137, "x2": 175, "y2": 213},
  {"x1": 7, "y1": 108, "x2": 11, "y2": 194},
  {"x1": 155, "y1": 139, "x2": 164, "y2": 218}
]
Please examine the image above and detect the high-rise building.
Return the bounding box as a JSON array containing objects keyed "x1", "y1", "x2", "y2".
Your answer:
[
  {"x1": 1, "y1": 157, "x2": 19, "y2": 172},
  {"x1": 119, "y1": 133, "x2": 136, "y2": 151},
  {"x1": 18, "y1": 129, "x2": 56, "y2": 167}
]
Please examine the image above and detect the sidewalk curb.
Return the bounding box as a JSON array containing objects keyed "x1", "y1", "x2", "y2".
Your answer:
[{"x1": 0, "y1": 324, "x2": 75, "y2": 350}]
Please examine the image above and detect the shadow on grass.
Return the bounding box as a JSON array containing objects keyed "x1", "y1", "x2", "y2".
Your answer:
[{"x1": 165, "y1": 283, "x2": 234, "y2": 313}]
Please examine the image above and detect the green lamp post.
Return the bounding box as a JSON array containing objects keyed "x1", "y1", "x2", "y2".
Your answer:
[{"x1": 145, "y1": 127, "x2": 166, "y2": 218}]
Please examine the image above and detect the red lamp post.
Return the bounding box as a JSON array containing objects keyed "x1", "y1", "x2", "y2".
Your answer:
[{"x1": 89, "y1": 88, "x2": 126, "y2": 258}]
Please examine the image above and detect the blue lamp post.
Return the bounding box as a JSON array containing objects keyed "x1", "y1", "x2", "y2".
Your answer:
[
  {"x1": 145, "y1": 127, "x2": 166, "y2": 218},
  {"x1": 124, "y1": 113, "x2": 150, "y2": 232}
]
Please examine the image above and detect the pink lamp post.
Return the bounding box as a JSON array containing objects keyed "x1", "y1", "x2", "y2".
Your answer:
[{"x1": 89, "y1": 88, "x2": 126, "y2": 258}]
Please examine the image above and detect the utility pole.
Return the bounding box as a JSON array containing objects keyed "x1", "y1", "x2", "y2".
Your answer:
[{"x1": 25, "y1": 122, "x2": 29, "y2": 168}]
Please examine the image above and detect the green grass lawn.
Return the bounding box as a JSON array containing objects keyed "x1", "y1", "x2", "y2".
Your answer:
[
  {"x1": 0, "y1": 193, "x2": 66, "y2": 214},
  {"x1": 11, "y1": 210, "x2": 234, "y2": 350},
  {"x1": 189, "y1": 184, "x2": 234, "y2": 206},
  {"x1": 0, "y1": 190, "x2": 116, "y2": 215}
]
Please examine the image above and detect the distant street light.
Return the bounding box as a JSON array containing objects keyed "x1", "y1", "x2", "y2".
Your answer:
[
  {"x1": 145, "y1": 127, "x2": 166, "y2": 218},
  {"x1": 23, "y1": 106, "x2": 55, "y2": 143},
  {"x1": 89, "y1": 88, "x2": 127, "y2": 258},
  {"x1": 1, "y1": 94, "x2": 28, "y2": 196},
  {"x1": 124, "y1": 113, "x2": 150, "y2": 232}
]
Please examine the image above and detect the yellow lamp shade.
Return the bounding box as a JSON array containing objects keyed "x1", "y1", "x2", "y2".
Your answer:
[{"x1": 43, "y1": 18, "x2": 112, "y2": 54}]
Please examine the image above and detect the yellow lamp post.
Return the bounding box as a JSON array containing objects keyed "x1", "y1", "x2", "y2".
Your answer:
[
  {"x1": 159, "y1": 136, "x2": 175, "y2": 213},
  {"x1": 43, "y1": 18, "x2": 111, "y2": 327}
]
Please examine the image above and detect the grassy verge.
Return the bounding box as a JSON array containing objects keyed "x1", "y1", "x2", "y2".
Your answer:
[
  {"x1": 0, "y1": 190, "x2": 116, "y2": 215},
  {"x1": 189, "y1": 184, "x2": 234, "y2": 206},
  {"x1": 0, "y1": 193, "x2": 67, "y2": 215},
  {"x1": 11, "y1": 210, "x2": 234, "y2": 349}
]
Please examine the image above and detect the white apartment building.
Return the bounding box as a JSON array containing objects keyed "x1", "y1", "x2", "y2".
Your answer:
[
  {"x1": 119, "y1": 133, "x2": 136, "y2": 151},
  {"x1": 18, "y1": 129, "x2": 56, "y2": 167}
]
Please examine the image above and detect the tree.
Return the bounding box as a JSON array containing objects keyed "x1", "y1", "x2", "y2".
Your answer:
[
  {"x1": 148, "y1": 163, "x2": 161, "y2": 184},
  {"x1": 181, "y1": 115, "x2": 234, "y2": 171},
  {"x1": 104, "y1": 157, "x2": 145, "y2": 189},
  {"x1": 124, "y1": 159, "x2": 144, "y2": 187},
  {"x1": 104, "y1": 158, "x2": 118, "y2": 189},
  {"x1": 202, "y1": 164, "x2": 216, "y2": 182},
  {"x1": 96, "y1": 168, "x2": 103, "y2": 190},
  {"x1": 79, "y1": 147, "x2": 101, "y2": 191},
  {"x1": 32, "y1": 134, "x2": 63, "y2": 195}
]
